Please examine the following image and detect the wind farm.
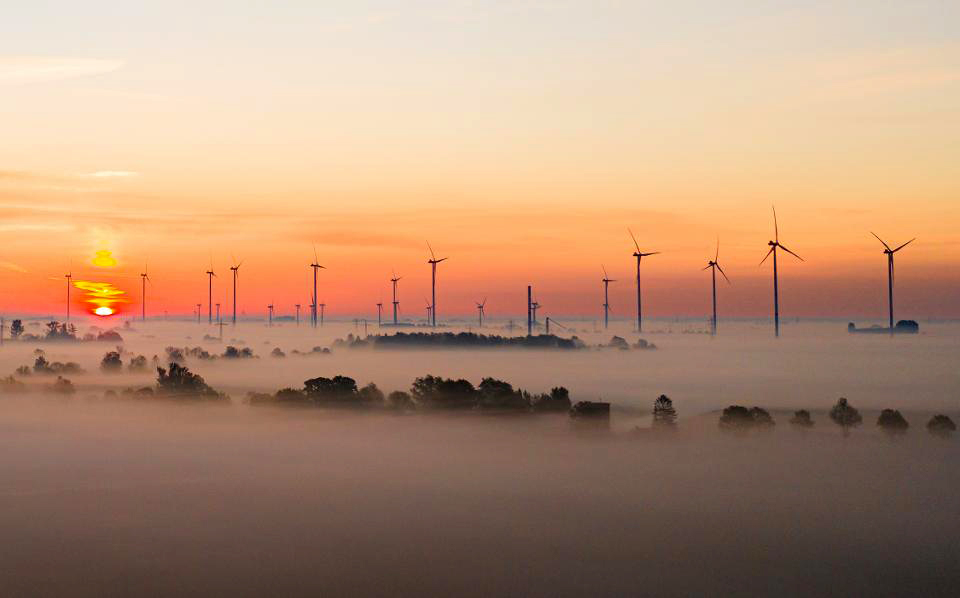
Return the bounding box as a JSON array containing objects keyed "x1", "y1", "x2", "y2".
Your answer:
[{"x1": 1, "y1": 2, "x2": 957, "y2": 597}]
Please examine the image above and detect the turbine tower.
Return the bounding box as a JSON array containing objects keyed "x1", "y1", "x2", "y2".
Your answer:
[
  {"x1": 424, "y1": 298, "x2": 432, "y2": 323},
  {"x1": 390, "y1": 271, "x2": 402, "y2": 325},
  {"x1": 230, "y1": 258, "x2": 242, "y2": 325},
  {"x1": 871, "y1": 232, "x2": 915, "y2": 331},
  {"x1": 140, "y1": 264, "x2": 150, "y2": 322},
  {"x1": 196, "y1": 303, "x2": 202, "y2": 323},
  {"x1": 318, "y1": 302, "x2": 325, "y2": 326},
  {"x1": 295, "y1": 303, "x2": 301, "y2": 326},
  {"x1": 267, "y1": 302, "x2": 274, "y2": 327},
  {"x1": 702, "y1": 240, "x2": 730, "y2": 335},
  {"x1": 760, "y1": 207, "x2": 803, "y2": 337},
  {"x1": 215, "y1": 303, "x2": 221, "y2": 324},
  {"x1": 376, "y1": 302, "x2": 383, "y2": 326},
  {"x1": 628, "y1": 229, "x2": 660, "y2": 334},
  {"x1": 64, "y1": 270, "x2": 72, "y2": 321},
  {"x1": 476, "y1": 298, "x2": 487, "y2": 327},
  {"x1": 310, "y1": 247, "x2": 325, "y2": 327},
  {"x1": 205, "y1": 262, "x2": 216, "y2": 323},
  {"x1": 426, "y1": 242, "x2": 447, "y2": 327},
  {"x1": 601, "y1": 266, "x2": 615, "y2": 329}
]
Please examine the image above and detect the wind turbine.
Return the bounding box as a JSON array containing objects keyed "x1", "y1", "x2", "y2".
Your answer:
[
  {"x1": 871, "y1": 232, "x2": 915, "y2": 331},
  {"x1": 424, "y1": 298, "x2": 432, "y2": 324},
  {"x1": 702, "y1": 239, "x2": 730, "y2": 335},
  {"x1": 215, "y1": 303, "x2": 221, "y2": 324},
  {"x1": 310, "y1": 247, "x2": 325, "y2": 327},
  {"x1": 426, "y1": 242, "x2": 447, "y2": 327},
  {"x1": 140, "y1": 263, "x2": 150, "y2": 322},
  {"x1": 601, "y1": 266, "x2": 615, "y2": 329},
  {"x1": 318, "y1": 302, "x2": 326, "y2": 326},
  {"x1": 230, "y1": 258, "x2": 242, "y2": 325},
  {"x1": 295, "y1": 303, "x2": 301, "y2": 326},
  {"x1": 760, "y1": 207, "x2": 803, "y2": 337},
  {"x1": 205, "y1": 260, "x2": 216, "y2": 323},
  {"x1": 390, "y1": 271, "x2": 402, "y2": 325},
  {"x1": 531, "y1": 299, "x2": 541, "y2": 327},
  {"x1": 196, "y1": 303, "x2": 201, "y2": 323},
  {"x1": 267, "y1": 302, "x2": 274, "y2": 326},
  {"x1": 476, "y1": 298, "x2": 487, "y2": 327},
  {"x1": 376, "y1": 302, "x2": 383, "y2": 326},
  {"x1": 628, "y1": 228, "x2": 660, "y2": 333},
  {"x1": 64, "y1": 269, "x2": 72, "y2": 321}
]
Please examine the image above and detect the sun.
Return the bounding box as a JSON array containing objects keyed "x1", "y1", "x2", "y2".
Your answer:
[{"x1": 94, "y1": 306, "x2": 114, "y2": 316}]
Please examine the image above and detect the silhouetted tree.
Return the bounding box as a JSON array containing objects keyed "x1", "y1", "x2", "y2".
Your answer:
[
  {"x1": 386, "y1": 390, "x2": 415, "y2": 410},
  {"x1": 478, "y1": 377, "x2": 529, "y2": 410},
  {"x1": 304, "y1": 375, "x2": 359, "y2": 403},
  {"x1": 876, "y1": 409, "x2": 909, "y2": 435},
  {"x1": 165, "y1": 347, "x2": 185, "y2": 364},
  {"x1": 33, "y1": 355, "x2": 50, "y2": 373},
  {"x1": 719, "y1": 405, "x2": 774, "y2": 430},
  {"x1": 531, "y1": 386, "x2": 572, "y2": 412},
  {"x1": 926, "y1": 414, "x2": 956, "y2": 438},
  {"x1": 50, "y1": 376, "x2": 75, "y2": 395},
  {"x1": 128, "y1": 355, "x2": 148, "y2": 372},
  {"x1": 829, "y1": 398, "x2": 862, "y2": 436},
  {"x1": 270, "y1": 347, "x2": 286, "y2": 358},
  {"x1": 100, "y1": 351, "x2": 123, "y2": 372},
  {"x1": 15, "y1": 365, "x2": 30, "y2": 376},
  {"x1": 9, "y1": 319, "x2": 23, "y2": 339},
  {"x1": 411, "y1": 375, "x2": 478, "y2": 409},
  {"x1": 789, "y1": 409, "x2": 814, "y2": 428},
  {"x1": 358, "y1": 383, "x2": 385, "y2": 404},
  {"x1": 652, "y1": 395, "x2": 677, "y2": 428},
  {"x1": 0, "y1": 375, "x2": 26, "y2": 394},
  {"x1": 222, "y1": 345, "x2": 255, "y2": 359},
  {"x1": 155, "y1": 363, "x2": 224, "y2": 400}
]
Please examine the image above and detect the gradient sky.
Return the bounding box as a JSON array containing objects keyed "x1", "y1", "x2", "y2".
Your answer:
[{"x1": 1, "y1": 1, "x2": 958, "y2": 319}]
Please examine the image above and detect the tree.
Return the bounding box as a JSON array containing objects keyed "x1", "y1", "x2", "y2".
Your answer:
[
  {"x1": 829, "y1": 398, "x2": 862, "y2": 436},
  {"x1": 386, "y1": 390, "x2": 415, "y2": 410},
  {"x1": 789, "y1": 409, "x2": 814, "y2": 428},
  {"x1": 51, "y1": 376, "x2": 75, "y2": 395},
  {"x1": 156, "y1": 363, "x2": 224, "y2": 400},
  {"x1": 410, "y1": 375, "x2": 478, "y2": 409},
  {"x1": 10, "y1": 319, "x2": 23, "y2": 339},
  {"x1": 719, "y1": 405, "x2": 775, "y2": 430},
  {"x1": 652, "y1": 395, "x2": 677, "y2": 428},
  {"x1": 927, "y1": 414, "x2": 956, "y2": 438},
  {"x1": 531, "y1": 386, "x2": 571, "y2": 412},
  {"x1": 304, "y1": 375, "x2": 359, "y2": 402},
  {"x1": 478, "y1": 377, "x2": 528, "y2": 410},
  {"x1": 876, "y1": 409, "x2": 909, "y2": 435},
  {"x1": 100, "y1": 351, "x2": 123, "y2": 372},
  {"x1": 358, "y1": 383, "x2": 385, "y2": 404},
  {"x1": 128, "y1": 355, "x2": 148, "y2": 372}
]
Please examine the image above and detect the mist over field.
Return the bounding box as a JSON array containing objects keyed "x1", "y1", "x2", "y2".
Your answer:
[{"x1": 1, "y1": 318, "x2": 958, "y2": 596}]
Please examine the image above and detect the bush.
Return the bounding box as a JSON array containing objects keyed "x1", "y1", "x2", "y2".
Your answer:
[
  {"x1": 652, "y1": 395, "x2": 677, "y2": 427},
  {"x1": 128, "y1": 355, "x2": 149, "y2": 372},
  {"x1": 270, "y1": 347, "x2": 286, "y2": 358},
  {"x1": 877, "y1": 409, "x2": 909, "y2": 434},
  {"x1": 222, "y1": 346, "x2": 255, "y2": 359},
  {"x1": 829, "y1": 398, "x2": 862, "y2": 435},
  {"x1": 100, "y1": 351, "x2": 123, "y2": 372},
  {"x1": 165, "y1": 347, "x2": 185, "y2": 364},
  {"x1": 719, "y1": 405, "x2": 775, "y2": 430},
  {"x1": 789, "y1": 409, "x2": 814, "y2": 428},
  {"x1": 0, "y1": 375, "x2": 27, "y2": 394},
  {"x1": 927, "y1": 414, "x2": 956, "y2": 438}
]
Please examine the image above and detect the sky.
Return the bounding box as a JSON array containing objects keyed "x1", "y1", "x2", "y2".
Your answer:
[{"x1": 1, "y1": 1, "x2": 958, "y2": 320}]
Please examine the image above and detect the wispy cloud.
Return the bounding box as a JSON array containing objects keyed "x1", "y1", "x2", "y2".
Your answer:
[
  {"x1": 0, "y1": 260, "x2": 28, "y2": 273},
  {"x1": 84, "y1": 171, "x2": 138, "y2": 178},
  {"x1": 0, "y1": 56, "x2": 124, "y2": 85}
]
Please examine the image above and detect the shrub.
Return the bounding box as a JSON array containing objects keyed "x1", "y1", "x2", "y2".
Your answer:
[
  {"x1": 50, "y1": 376, "x2": 75, "y2": 395},
  {"x1": 877, "y1": 409, "x2": 909, "y2": 434},
  {"x1": 652, "y1": 395, "x2": 677, "y2": 427},
  {"x1": 789, "y1": 409, "x2": 814, "y2": 428},
  {"x1": 222, "y1": 346, "x2": 255, "y2": 359},
  {"x1": 829, "y1": 398, "x2": 862, "y2": 435},
  {"x1": 927, "y1": 415, "x2": 956, "y2": 438},
  {"x1": 100, "y1": 351, "x2": 123, "y2": 372},
  {"x1": 270, "y1": 347, "x2": 286, "y2": 358},
  {"x1": 719, "y1": 405, "x2": 775, "y2": 430}
]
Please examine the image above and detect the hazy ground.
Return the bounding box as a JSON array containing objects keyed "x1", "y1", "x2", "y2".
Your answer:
[{"x1": 1, "y1": 317, "x2": 958, "y2": 596}]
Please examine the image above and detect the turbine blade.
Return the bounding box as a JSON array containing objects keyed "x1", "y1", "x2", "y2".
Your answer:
[
  {"x1": 892, "y1": 238, "x2": 915, "y2": 253},
  {"x1": 602, "y1": 264, "x2": 608, "y2": 278},
  {"x1": 870, "y1": 231, "x2": 892, "y2": 251},
  {"x1": 778, "y1": 244, "x2": 804, "y2": 261},
  {"x1": 702, "y1": 264, "x2": 712, "y2": 271},
  {"x1": 627, "y1": 228, "x2": 640, "y2": 253},
  {"x1": 426, "y1": 241, "x2": 436, "y2": 261},
  {"x1": 716, "y1": 263, "x2": 731, "y2": 284},
  {"x1": 772, "y1": 205, "x2": 779, "y2": 243},
  {"x1": 760, "y1": 246, "x2": 774, "y2": 265},
  {"x1": 715, "y1": 237, "x2": 720, "y2": 262}
]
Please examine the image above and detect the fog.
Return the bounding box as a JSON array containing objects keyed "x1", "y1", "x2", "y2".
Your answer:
[{"x1": 1, "y1": 318, "x2": 958, "y2": 596}]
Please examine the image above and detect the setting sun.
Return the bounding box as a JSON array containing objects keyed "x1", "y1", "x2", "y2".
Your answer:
[{"x1": 94, "y1": 306, "x2": 114, "y2": 316}]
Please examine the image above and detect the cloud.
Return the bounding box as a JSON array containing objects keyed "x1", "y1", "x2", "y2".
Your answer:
[
  {"x1": 0, "y1": 56, "x2": 124, "y2": 85},
  {"x1": 0, "y1": 261, "x2": 28, "y2": 273},
  {"x1": 84, "y1": 171, "x2": 139, "y2": 178}
]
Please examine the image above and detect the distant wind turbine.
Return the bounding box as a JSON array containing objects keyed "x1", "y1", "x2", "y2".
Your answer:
[
  {"x1": 205, "y1": 260, "x2": 216, "y2": 323},
  {"x1": 64, "y1": 268, "x2": 72, "y2": 321},
  {"x1": 318, "y1": 302, "x2": 326, "y2": 326},
  {"x1": 601, "y1": 265, "x2": 615, "y2": 329},
  {"x1": 702, "y1": 239, "x2": 730, "y2": 335},
  {"x1": 140, "y1": 263, "x2": 150, "y2": 322},
  {"x1": 215, "y1": 303, "x2": 221, "y2": 324},
  {"x1": 871, "y1": 232, "x2": 915, "y2": 331},
  {"x1": 267, "y1": 301, "x2": 274, "y2": 326},
  {"x1": 230, "y1": 258, "x2": 243, "y2": 325},
  {"x1": 295, "y1": 303, "x2": 301, "y2": 326},
  {"x1": 424, "y1": 298, "x2": 432, "y2": 323},
  {"x1": 628, "y1": 228, "x2": 660, "y2": 334},
  {"x1": 376, "y1": 302, "x2": 383, "y2": 326},
  {"x1": 760, "y1": 207, "x2": 803, "y2": 337},
  {"x1": 310, "y1": 246, "x2": 325, "y2": 327},
  {"x1": 426, "y1": 242, "x2": 447, "y2": 327},
  {"x1": 390, "y1": 271, "x2": 402, "y2": 325},
  {"x1": 196, "y1": 303, "x2": 201, "y2": 323},
  {"x1": 476, "y1": 298, "x2": 487, "y2": 327}
]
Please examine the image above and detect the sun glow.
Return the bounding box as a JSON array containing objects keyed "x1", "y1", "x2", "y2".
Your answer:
[
  {"x1": 73, "y1": 279, "x2": 127, "y2": 316},
  {"x1": 94, "y1": 306, "x2": 114, "y2": 316}
]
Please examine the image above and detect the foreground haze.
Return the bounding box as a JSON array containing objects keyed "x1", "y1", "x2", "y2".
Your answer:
[{"x1": 1, "y1": 319, "x2": 958, "y2": 596}]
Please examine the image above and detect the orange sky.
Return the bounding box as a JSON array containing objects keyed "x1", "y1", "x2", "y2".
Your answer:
[{"x1": 1, "y1": 2, "x2": 958, "y2": 319}]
